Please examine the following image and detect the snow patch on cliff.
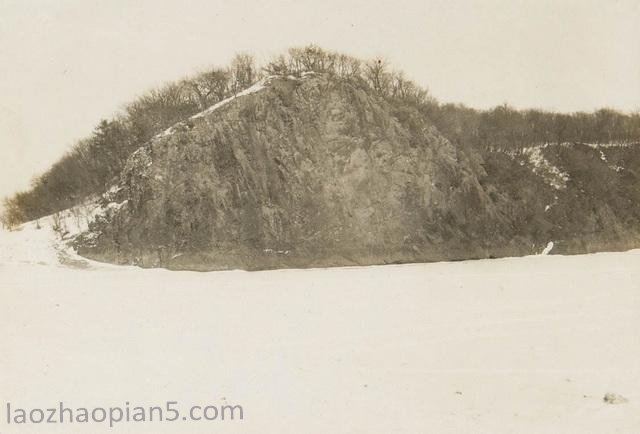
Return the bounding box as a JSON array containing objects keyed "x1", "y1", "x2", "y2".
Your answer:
[
  {"x1": 190, "y1": 77, "x2": 271, "y2": 120},
  {"x1": 522, "y1": 147, "x2": 570, "y2": 190}
]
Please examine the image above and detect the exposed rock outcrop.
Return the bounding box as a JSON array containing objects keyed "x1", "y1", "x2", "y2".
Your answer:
[{"x1": 74, "y1": 74, "x2": 640, "y2": 270}]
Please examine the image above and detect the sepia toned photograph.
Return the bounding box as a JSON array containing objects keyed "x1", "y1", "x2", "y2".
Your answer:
[{"x1": 1, "y1": 0, "x2": 639, "y2": 432}]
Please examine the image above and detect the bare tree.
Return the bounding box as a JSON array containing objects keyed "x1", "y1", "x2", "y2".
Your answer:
[
  {"x1": 263, "y1": 54, "x2": 289, "y2": 75},
  {"x1": 182, "y1": 68, "x2": 230, "y2": 110},
  {"x1": 364, "y1": 57, "x2": 392, "y2": 96},
  {"x1": 230, "y1": 53, "x2": 256, "y2": 94},
  {"x1": 335, "y1": 54, "x2": 361, "y2": 77},
  {"x1": 1, "y1": 197, "x2": 25, "y2": 229},
  {"x1": 288, "y1": 45, "x2": 329, "y2": 72}
]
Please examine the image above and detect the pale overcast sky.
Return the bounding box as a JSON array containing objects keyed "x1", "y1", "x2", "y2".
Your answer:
[{"x1": 1, "y1": 0, "x2": 639, "y2": 200}]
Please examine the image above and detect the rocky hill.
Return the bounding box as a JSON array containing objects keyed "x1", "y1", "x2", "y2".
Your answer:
[
  {"x1": 70, "y1": 72, "x2": 640, "y2": 270},
  {"x1": 4, "y1": 46, "x2": 639, "y2": 271}
]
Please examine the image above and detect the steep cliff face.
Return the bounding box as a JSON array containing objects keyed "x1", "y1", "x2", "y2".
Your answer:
[
  {"x1": 74, "y1": 74, "x2": 640, "y2": 270},
  {"x1": 74, "y1": 74, "x2": 515, "y2": 269}
]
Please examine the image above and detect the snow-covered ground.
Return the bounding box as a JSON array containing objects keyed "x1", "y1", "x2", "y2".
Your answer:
[{"x1": 1, "y1": 219, "x2": 639, "y2": 433}]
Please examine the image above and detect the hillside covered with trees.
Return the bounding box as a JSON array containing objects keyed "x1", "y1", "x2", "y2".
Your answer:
[
  {"x1": 3, "y1": 46, "x2": 640, "y2": 270},
  {"x1": 3, "y1": 46, "x2": 639, "y2": 228}
]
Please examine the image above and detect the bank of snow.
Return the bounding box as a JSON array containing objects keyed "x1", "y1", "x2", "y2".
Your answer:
[
  {"x1": 0, "y1": 200, "x2": 123, "y2": 269},
  {"x1": 1, "y1": 218, "x2": 639, "y2": 433}
]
